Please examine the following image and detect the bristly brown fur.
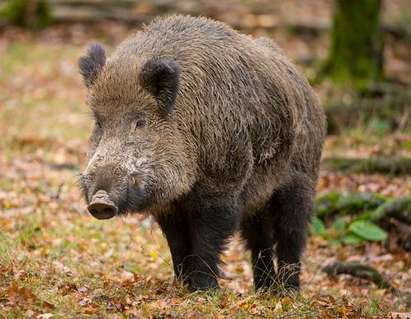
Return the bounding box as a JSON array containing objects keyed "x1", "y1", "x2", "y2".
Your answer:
[{"x1": 78, "y1": 15, "x2": 326, "y2": 293}]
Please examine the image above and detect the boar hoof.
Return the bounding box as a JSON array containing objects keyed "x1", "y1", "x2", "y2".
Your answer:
[{"x1": 189, "y1": 275, "x2": 219, "y2": 291}]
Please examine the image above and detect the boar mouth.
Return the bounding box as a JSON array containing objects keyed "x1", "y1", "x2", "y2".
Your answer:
[{"x1": 87, "y1": 190, "x2": 118, "y2": 219}]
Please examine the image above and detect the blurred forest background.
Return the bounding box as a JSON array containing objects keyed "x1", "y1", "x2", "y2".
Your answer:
[{"x1": 0, "y1": 0, "x2": 410, "y2": 318}]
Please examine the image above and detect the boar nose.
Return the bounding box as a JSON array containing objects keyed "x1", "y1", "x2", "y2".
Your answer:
[
  {"x1": 89, "y1": 163, "x2": 126, "y2": 193},
  {"x1": 87, "y1": 190, "x2": 118, "y2": 220}
]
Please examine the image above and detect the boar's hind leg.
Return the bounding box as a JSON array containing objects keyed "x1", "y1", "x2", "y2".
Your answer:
[
  {"x1": 185, "y1": 197, "x2": 239, "y2": 291},
  {"x1": 271, "y1": 174, "x2": 314, "y2": 294},
  {"x1": 156, "y1": 211, "x2": 191, "y2": 283},
  {"x1": 241, "y1": 213, "x2": 276, "y2": 291}
]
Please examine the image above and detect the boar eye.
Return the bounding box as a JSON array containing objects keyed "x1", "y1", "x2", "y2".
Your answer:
[
  {"x1": 96, "y1": 120, "x2": 103, "y2": 129},
  {"x1": 135, "y1": 119, "x2": 146, "y2": 130}
]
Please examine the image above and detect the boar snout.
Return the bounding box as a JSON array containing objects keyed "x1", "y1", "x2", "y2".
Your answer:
[{"x1": 87, "y1": 190, "x2": 118, "y2": 219}]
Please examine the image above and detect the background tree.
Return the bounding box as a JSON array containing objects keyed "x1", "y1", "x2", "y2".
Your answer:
[
  {"x1": 321, "y1": 0, "x2": 384, "y2": 88},
  {"x1": 0, "y1": 0, "x2": 51, "y2": 28}
]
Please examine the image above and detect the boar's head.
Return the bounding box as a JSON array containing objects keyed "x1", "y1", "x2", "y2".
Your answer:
[{"x1": 78, "y1": 44, "x2": 194, "y2": 219}]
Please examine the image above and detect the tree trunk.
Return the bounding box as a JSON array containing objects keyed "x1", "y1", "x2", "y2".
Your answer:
[
  {"x1": 322, "y1": 0, "x2": 384, "y2": 88},
  {"x1": 0, "y1": 0, "x2": 51, "y2": 28}
]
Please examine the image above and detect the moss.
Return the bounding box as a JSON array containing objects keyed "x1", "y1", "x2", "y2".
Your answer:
[
  {"x1": 365, "y1": 197, "x2": 411, "y2": 224},
  {"x1": 322, "y1": 156, "x2": 411, "y2": 176},
  {"x1": 0, "y1": 0, "x2": 51, "y2": 28},
  {"x1": 315, "y1": 192, "x2": 386, "y2": 220}
]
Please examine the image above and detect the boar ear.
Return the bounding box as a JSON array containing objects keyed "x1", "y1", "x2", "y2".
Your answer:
[
  {"x1": 139, "y1": 59, "x2": 180, "y2": 115},
  {"x1": 79, "y1": 43, "x2": 106, "y2": 88}
]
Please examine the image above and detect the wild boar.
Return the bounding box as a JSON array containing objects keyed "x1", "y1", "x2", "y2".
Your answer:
[{"x1": 78, "y1": 15, "x2": 326, "y2": 293}]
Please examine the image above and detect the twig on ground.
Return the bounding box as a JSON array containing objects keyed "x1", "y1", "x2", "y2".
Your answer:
[{"x1": 323, "y1": 261, "x2": 394, "y2": 291}]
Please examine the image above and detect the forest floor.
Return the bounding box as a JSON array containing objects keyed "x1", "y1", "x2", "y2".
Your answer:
[{"x1": 1, "y1": 1, "x2": 411, "y2": 318}]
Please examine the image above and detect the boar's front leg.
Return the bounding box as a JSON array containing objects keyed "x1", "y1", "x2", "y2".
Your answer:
[
  {"x1": 156, "y1": 211, "x2": 190, "y2": 283},
  {"x1": 185, "y1": 197, "x2": 239, "y2": 291}
]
